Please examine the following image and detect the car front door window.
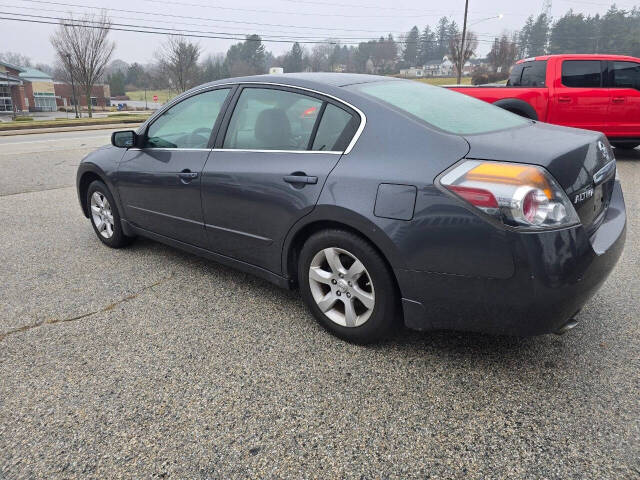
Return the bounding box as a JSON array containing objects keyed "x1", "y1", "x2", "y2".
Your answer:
[{"x1": 145, "y1": 88, "x2": 230, "y2": 149}]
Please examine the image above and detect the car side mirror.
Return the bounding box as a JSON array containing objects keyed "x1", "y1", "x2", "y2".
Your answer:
[{"x1": 111, "y1": 130, "x2": 137, "y2": 148}]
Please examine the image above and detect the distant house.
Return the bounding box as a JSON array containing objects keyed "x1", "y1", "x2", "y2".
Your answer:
[
  {"x1": 269, "y1": 67, "x2": 284, "y2": 74},
  {"x1": 406, "y1": 56, "x2": 456, "y2": 78},
  {"x1": 399, "y1": 67, "x2": 425, "y2": 78}
]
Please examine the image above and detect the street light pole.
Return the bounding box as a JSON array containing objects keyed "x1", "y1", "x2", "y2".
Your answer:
[
  {"x1": 65, "y1": 53, "x2": 79, "y2": 119},
  {"x1": 458, "y1": 0, "x2": 469, "y2": 85}
]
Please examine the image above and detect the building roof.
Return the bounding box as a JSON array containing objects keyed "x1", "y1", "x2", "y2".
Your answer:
[
  {"x1": 19, "y1": 68, "x2": 53, "y2": 81},
  {"x1": 0, "y1": 60, "x2": 26, "y2": 72}
]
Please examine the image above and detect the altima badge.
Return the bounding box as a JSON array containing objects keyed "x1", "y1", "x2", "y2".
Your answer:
[{"x1": 574, "y1": 188, "x2": 594, "y2": 204}]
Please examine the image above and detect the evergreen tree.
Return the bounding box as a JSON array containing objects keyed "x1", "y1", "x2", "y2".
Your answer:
[
  {"x1": 549, "y1": 11, "x2": 593, "y2": 54},
  {"x1": 107, "y1": 70, "x2": 125, "y2": 96},
  {"x1": 284, "y1": 42, "x2": 304, "y2": 72},
  {"x1": 529, "y1": 13, "x2": 551, "y2": 56},
  {"x1": 435, "y1": 17, "x2": 450, "y2": 59},
  {"x1": 403, "y1": 26, "x2": 420, "y2": 66},
  {"x1": 418, "y1": 26, "x2": 436, "y2": 64}
]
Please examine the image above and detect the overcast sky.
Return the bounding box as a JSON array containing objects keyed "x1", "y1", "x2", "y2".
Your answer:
[{"x1": 1, "y1": 0, "x2": 636, "y2": 65}]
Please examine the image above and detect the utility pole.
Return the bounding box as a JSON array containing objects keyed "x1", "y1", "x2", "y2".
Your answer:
[
  {"x1": 65, "y1": 53, "x2": 79, "y2": 118},
  {"x1": 458, "y1": 0, "x2": 469, "y2": 85}
]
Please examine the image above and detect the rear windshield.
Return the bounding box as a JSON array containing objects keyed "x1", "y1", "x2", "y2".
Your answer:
[{"x1": 348, "y1": 80, "x2": 529, "y2": 135}]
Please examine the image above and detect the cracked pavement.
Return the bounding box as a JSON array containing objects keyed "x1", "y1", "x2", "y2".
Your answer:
[{"x1": 0, "y1": 129, "x2": 639, "y2": 479}]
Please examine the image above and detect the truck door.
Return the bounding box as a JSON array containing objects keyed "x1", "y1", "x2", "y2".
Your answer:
[
  {"x1": 547, "y1": 59, "x2": 610, "y2": 134},
  {"x1": 607, "y1": 60, "x2": 640, "y2": 138}
]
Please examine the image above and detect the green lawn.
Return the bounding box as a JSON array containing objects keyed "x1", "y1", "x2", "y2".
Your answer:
[
  {"x1": 0, "y1": 115, "x2": 150, "y2": 131},
  {"x1": 125, "y1": 89, "x2": 175, "y2": 103},
  {"x1": 414, "y1": 77, "x2": 472, "y2": 86}
]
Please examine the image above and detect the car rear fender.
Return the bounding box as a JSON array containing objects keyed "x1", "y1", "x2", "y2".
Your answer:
[{"x1": 281, "y1": 205, "x2": 403, "y2": 281}]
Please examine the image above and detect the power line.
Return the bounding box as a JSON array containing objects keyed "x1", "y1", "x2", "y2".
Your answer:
[
  {"x1": 15, "y1": 0, "x2": 460, "y2": 19},
  {"x1": 0, "y1": 12, "x2": 505, "y2": 46},
  {"x1": 0, "y1": 5, "x2": 411, "y2": 40},
  {"x1": 10, "y1": 0, "x2": 524, "y2": 40},
  {"x1": 10, "y1": 0, "x2": 424, "y2": 34}
]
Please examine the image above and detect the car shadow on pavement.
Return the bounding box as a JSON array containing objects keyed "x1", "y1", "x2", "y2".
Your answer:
[{"x1": 125, "y1": 237, "x2": 570, "y2": 369}]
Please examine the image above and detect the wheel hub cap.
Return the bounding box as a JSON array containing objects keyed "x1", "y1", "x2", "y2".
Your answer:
[
  {"x1": 308, "y1": 247, "x2": 375, "y2": 328},
  {"x1": 90, "y1": 191, "x2": 114, "y2": 239}
]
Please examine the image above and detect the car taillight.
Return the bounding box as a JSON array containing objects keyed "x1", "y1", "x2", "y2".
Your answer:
[{"x1": 440, "y1": 160, "x2": 580, "y2": 229}]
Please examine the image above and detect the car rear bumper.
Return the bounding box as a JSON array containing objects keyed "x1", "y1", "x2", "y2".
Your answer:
[{"x1": 396, "y1": 180, "x2": 626, "y2": 336}]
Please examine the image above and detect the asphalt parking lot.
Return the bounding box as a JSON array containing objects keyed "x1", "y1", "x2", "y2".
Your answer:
[{"x1": 1, "y1": 129, "x2": 638, "y2": 479}]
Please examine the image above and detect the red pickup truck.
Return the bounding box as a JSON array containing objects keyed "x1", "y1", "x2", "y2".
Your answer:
[{"x1": 448, "y1": 54, "x2": 640, "y2": 149}]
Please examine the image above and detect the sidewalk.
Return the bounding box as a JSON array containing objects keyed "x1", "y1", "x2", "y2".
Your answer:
[{"x1": 0, "y1": 122, "x2": 144, "y2": 136}]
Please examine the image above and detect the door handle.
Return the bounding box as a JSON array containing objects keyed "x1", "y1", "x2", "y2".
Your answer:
[
  {"x1": 178, "y1": 170, "x2": 198, "y2": 183},
  {"x1": 283, "y1": 175, "x2": 318, "y2": 185},
  {"x1": 558, "y1": 96, "x2": 571, "y2": 103},
  {"x1": 612, "y1": 97, "x2": 625, "y2": 103}
]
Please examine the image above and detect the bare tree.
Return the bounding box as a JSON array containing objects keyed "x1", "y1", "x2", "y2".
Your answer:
[
  {"x1": 50, "y1": 12, "x2": 115, "y2": 117},
  {"x1": 487, "y1": 34, "x2": 518, "y2": 74},
  {"x1": 0, "y1": 51, "x2": 32, "y2": 67},
  {"x1": 449, "y1": 31, "x2": 478, "y2": 82},
  {"x1": 158, "y1": 36, "x2": 202, "y2": 93}
]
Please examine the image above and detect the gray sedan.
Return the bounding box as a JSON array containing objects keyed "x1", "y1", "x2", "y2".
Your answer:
[{"x1": 77, "y1": 73, "x2": 626, "y2": 343}]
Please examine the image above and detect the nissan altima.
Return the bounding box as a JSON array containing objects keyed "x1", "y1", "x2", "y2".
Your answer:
[{"x1": 77, "y1": 73, "x2": 626, "y2": 343}]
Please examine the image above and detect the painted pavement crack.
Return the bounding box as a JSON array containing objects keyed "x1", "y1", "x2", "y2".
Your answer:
[{"x1": 0, "y1": 274, "x2": 174, "y2": 341}]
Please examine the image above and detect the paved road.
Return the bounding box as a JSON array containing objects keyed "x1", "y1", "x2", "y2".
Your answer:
[{"x1": 1, "y1": 129, "x2": 638, "y2": 479}]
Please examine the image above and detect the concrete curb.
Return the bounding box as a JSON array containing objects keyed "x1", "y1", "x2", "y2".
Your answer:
[{"x1": 0, "y1": 123, "x2": 143, "y2": 136}]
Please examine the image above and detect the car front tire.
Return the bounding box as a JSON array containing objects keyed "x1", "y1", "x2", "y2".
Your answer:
[
  {"x1": 298, "y1": 229, "x2": 399, "y2": 343},
  {"x1": 86, "y1": 180, "x2": 134, "y2": 248}
]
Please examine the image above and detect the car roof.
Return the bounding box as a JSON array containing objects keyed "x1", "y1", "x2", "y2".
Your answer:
[{"x1": 200, "y1": 72, "x2": 394, "y2": 90}]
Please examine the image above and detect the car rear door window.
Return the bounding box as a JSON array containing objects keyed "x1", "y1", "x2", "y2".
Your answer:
[
  {"x1": 223, "y1": 88, "x2": 323, "y2": 151},
  {"x1": 145, "y1": 88, "x2": 230, "y2": 149},
  {"x1": 561, "y1": 60, "x2": 602, "y2": 88},
  {"x1": 508, "y1": 61, "x2": 547, "y2": 87},
  {"x1": 311, "y1": 103, "x2": 356, "y2": 151},
  {"x1": 611, "y1": 61, "x2": 640, "y2": 89}
]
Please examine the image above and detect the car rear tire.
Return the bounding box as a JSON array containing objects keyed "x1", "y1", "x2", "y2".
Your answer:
[
  {"x1": 611, "y1": 142, "x2": 639, "y2": 150},
  {"x1": 86, "y1": 180, "x2": 134, "y2": 248},
  {"x1": 298, "y1": 229, "x2": 399, "y2": 343}
]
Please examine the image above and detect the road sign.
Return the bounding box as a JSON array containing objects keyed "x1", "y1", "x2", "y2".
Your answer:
[{"x1": 153, "y1": 95, "x2": 158, "y2": 102}]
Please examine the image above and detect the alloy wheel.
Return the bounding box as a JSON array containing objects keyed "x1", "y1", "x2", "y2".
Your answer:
[
  {"x1": 308, "y1": 247, "x2": 375, "y2": 327},
  {"x1": 90, "y1": 191, "x2": 114, "y2": 239}
]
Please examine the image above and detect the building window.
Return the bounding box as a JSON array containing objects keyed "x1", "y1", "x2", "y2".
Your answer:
[
  {"x1": 91, "y1": 97, "x2": 97, "y2": 107},
  {"x1": 33, "y1": 93, "x2": 56, "y2": 112},
  {"x1": 0, "y1": 85, "x2": 13, "y2": 112}
]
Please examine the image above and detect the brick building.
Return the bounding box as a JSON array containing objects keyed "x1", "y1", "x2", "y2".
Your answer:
[
  {"x1": 1, "y1": 59, "x2": 111, "y2": 114},
  {"x1": 54, "y1": 82, "x2": 111, "y2": 109},
  {"x1": 0, "y1": 60, "x2": 26, "y2": 112}
]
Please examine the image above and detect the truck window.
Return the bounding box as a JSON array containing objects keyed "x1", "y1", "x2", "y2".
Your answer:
[
  {"x1": 507, "y1": 61, "x2": 547, "y2": 87},
  {"x1": 562, "y1": 61, "x2": 602, "y2": 88},
  {"x1": 611, "y1": 61, "x2": 640, "y2": 89}
]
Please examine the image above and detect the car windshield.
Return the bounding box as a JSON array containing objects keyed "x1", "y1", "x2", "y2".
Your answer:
[{"x1": 348, "y1": 80, "x2": 530, "y2": 135}]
